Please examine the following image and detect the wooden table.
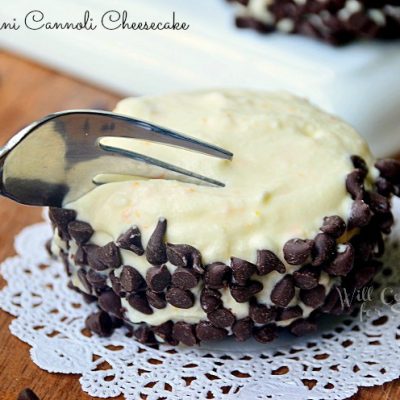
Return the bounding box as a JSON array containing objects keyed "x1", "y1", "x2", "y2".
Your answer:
[{"x1": 0, "y1": 50, "x2": 399, "y2": 400}]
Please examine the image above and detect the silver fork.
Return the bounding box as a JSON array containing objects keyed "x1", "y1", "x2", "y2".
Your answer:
[{"x1": 0, "y1": 110, "x2": 233, "y2": 207}]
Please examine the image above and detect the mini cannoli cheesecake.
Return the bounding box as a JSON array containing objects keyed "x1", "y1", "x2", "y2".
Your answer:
[{"x1": 49, "y1": 90, "x2": 400, "y2": 345}]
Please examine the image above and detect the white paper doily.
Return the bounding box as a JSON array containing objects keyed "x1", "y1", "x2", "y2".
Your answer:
[{"x1": 1, "y1": 201, "x2": 400, "y2": 400}]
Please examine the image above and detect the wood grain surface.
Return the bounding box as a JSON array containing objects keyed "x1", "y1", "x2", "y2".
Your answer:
[{"x1": 0, "y1": 50, "x2": 399, "y2": 400}]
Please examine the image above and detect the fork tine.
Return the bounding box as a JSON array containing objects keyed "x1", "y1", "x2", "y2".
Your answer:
[{"x1": 99, "y1": 142, "x2": 225, "y2": 187}]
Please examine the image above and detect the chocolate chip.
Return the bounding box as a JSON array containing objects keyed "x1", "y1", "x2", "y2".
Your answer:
[
  {"x1": 77, "y1": 269, "x2": 91, "y2": 293},
  {"x1": 200, "y1": 288, "x2": 222, "y2": 313},
  {"x1": 232, "y1": 318, "x2": 254, "y2": 342},
  {"x1": 346, "y1": 169, "x2": 365, "y2": 199},
  {"x1": 196, "y1": 321, "x2": 227, "y2": 341},
  {"x1": 146, "y1": 218, "x2": 167, "y2": 265},
  {"x1": 253, "y1": 325, "x2": 277, "y2": 343},
  {"x1": 367, "y1": 192, "x2": 390, "y2": 215},
  {"x1": 109, "y1": 270, "x2": 123, "y2": 296},
  {"x1": 75, "y1": 246, "x2": 87, "y2": 266},
  {"x1": 132, "y1": 325, "x2": 156, "y2": 344},
  {"x1": 348, "y1": 200, "x2": 372, "y2": 229},
  {"x1": 86, "y1": 242, "x2": 121, "y2": 271},
  {"x1": 289, "y1": 319, "x2": 317, "y2": 336},
  {"x1": 166, "y1": 287, "x2": 194, "y2": 309},
  {"x1": 351, "y1": 155, "x2": 368, "y2": 174},
  {"x1": 166, "y1": 243, "x2": 202, "y2": 269},
  {"x1": 311, "y1": 233, "x2": 337, "y2": 266},
  {"x1": 208, "y1": 308, "x2": 235, "y2": 328},
  {"x1": 153, "y1": 321, "x2": 176, "y2": 344},
  {"x1": 172, "y1": 321, "x2": 197, "y2": 346},
  {"x1": 256, "y1": 249, "x2": 286, "y2": 275},
  {"x1": 85, "y1": 311, "x2": 113, "y2": 337},
  {"x1": 376, "y1": 177, "x2": 393, "y2": 197},
  {"x1": 353, "y1": 260, "x2": 380, "y2": 289},
  {"x1": 230, "y1": 280, "x2": 263, "y2": 303},
  {"x1": 230, "y1": 257, "x2": 257, "y2": 285},
  {"x1": 321, "y1": 287, "x2": 341, "y2": 314},
  {"x1": 249, "y1": 302, "x2": 276, "y2": 324},
  {"x1": 146, "y1": 289, "x2": 167, "y2": 309},
  {"x1": 204, "y1": 262, "x2": 231, "y2": 289},
  {"x1": 86, "y1": 269, "x2": 107, "y2": 290},
  {"x1": 324, "y1": 244, "x2": 354, "y2": 276},
  {"x1": 67, "y1": 220, "x2": 94, "y2": 244},
  {"x1": 17, "y1": 388, "x2": 40, "y2": 400},
  {"x1": 120, "y1": 265, "x2": 146, "y2": 292},
  {"x1": 98, "y1": 290, "x2": 122, "y2": 317},
  {"x1": 283, "y1": 239, "x2": 314, "y2": 265},
  {"x1": 293, "y1": 265, "x2": 320, "y2": 290},
  {"x1": 376, "y1": 212, "x2": 394, "y2": 234},
  {"x1": 49, "y1": 207, "x2": 76, "y2": 240},
  {"x1": 320, "y1": 215, "x2": 346, "y2": 238},
  {"x1": 116, "y1": 226, "x2": 144, "y2": 255},
  {"x1": 300, "y1": 284, "x2": 326, "y2": 308},
  {"x1": 128, "y1": 293, "x2": 153, "y2": 315},
  {"x1": 277, "y1": 306, "x2": 303, "y2": 321},
  {"x1": 146, "y1": 265, "x2": 171, "y2": 292},
  {"x1": 375, "y1": 159, "x2": 400, "y2": 183},
  {"x1": 271, "y1": 275, "x2": 295, "y2": 307},
  {"x1": 171, "y1": 267, "x2": 199, "y2": 290}
]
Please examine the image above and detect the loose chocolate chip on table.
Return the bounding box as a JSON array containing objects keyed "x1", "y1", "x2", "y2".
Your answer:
[
  {"x1": 204, "y1": 262, "x2": 231, "y2": 289},
  {"x1": 67, "y1": 220, "x2": 94, "y2": 244},
  {"x1": 17, "y1": 388, "x2": 40, "y2": 400},
  {"x1": 367, "y1": 191, "x2": 390, "y2": 215},
  {"x1": 293, "y1": 265, "x2": 320, "y2": 290},
  {"x1": 249, "y1": 302, "x2": 276, "y2": 324},
  {"x1": 232, "y1": 318, "x2": 254, "y2": 342},
  {"x1": 256, "y1": 249, "x2": 286, "y2": 275},
  {"x1": 351, "y1": 155, "x2": 368, "y2": 174},
  {"x1": 172, "y1": 321, "x2": 197, "y2": 346},
  {"x1": 346, "y1": 169, "x2": 365, "y2": 199},
  {"x1": 77, "y1": 268, "x2": 92, "y2": 293},
  {"x1": 98, "y1": 290, "x2": 122, "y2": 317},
  {"x1": 196, "y1": 321, "x2": 228, "y2": 341},
  {"x1": 200, "y1": 288, "x2": 222, "y2": 313},
  {"x1": 49, "y1": 207, "x2": 77, "y2": 240},
  {"x1": 300, "y1": 284, "x2": 326, "y2": 308},
  {"x1": 146, "y1": 265, "x2": 171, "y2": 292},
  {"x1": 348, "y1": 200, "x2": 372, "y2": 229},
  {"x1": 146, "y1": 218, "x2": 168, "y2": 265},
  {"x1": 171, "y1": 267, "x2": 199, "y2": 290},
  {"x1": 253, "y1": 325, "x2": 277, "y2": 344},
  {"x1": 271, "y1": 275, "x2": 295, "y2": 307},
  {"x1": 128, "y1": 293, "x2": 153, "y2": 315},
  {"x1": 289, "y1": 319, "x2": 317, "y2": 336},
  {"x1": 208, "y1": 308, "x2": 235, "y2": 328},
  {"x1": 166, "y1": 287, "x2": 194, "y2": 309},
  {"x1": 231, "y1": 257, "x2": 257, "y2": 285},
  {"x1": 166, "y1": 243, "x2": 202, "y2": 269},
  {"x1": 86, "y1": 242, "x2": 121, "y2": 271},
  {"x1": 146, "y1": 289, "x2": 167, "y2": 309},
  {"x1": 375, "y1": 177, "x2": 393, "y2": 197},
  {"x1": 375, "y1": 159, "x2": 400, "y2": 183},
  {"x1": 277, "y1": 305, "x2": 303, "y2": 321},
  {"x1": 116, "y1": 226, "x2": 144, "y2": 255},
  {"x1": 324, "y1": 243, "x2": 354, "y2": 276},
  {"x1": 283, "y1": 239, "x2": 314, "y2": 265},
  {"x1": 311, "y1": 233, "x2": 337, "y2": 266},
  {"x1": 85, "y1": 310, "x2": 114, "y2": 337},
  {"x1": 120, "y1": 265, "x2": 146, "y2": 292},
  {"x1": 320, "y1": 215, "x2": 346, "y2": 238},
  {"x1": 86, "y1": 269, "x2": 107, "y2": 290},
  {"x1": 230, "y1": 280, "x2": 263, "y2": 303}
]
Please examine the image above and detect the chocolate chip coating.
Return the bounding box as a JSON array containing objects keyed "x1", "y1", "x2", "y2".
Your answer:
[
  {"x1": 85, "y1": 310, "x2": 113, "y2": 337},
  {"x1": 346, "y1": 169, "x2": 365, "y2": 199},
  {"x1": 77, "y1": 269, "x2": 92, "y2": 293},
  {"x1": 289, "y1": 319, "x2": 317, "y2": 336},
  {"x1": 146, "y1": 218, "x2": 167, "y2": 265},
  {"x1": 86, "y1": 242, "x2": 121, "y2": 271},
  {"x1": 116, "y1": 226, "x2": 144, "y2": 255},
  {"x1": 98, "y1": 290, "x2": 122, "y2": 317},
  {"x1": 367, "y1": 191, "x2": 390, "y2": 215},
  {"x1": 166, "y1": 287, "x2": 194, "y2": 309},
  {"x1": 283, "y1": 239, "x2": 314, "y2": 265},
  {"x1": 146, "y1": 265, "x2": 171, "y2": 293},
  {"x1": 231, "y1": 257, "x2": 257, "y2": 285},
  {"x1": 256, "y1": 249, "x2": 286, "y2": 275},
  {"x1": 230, "y1": 280, "x2": 263, "y2": 303},
  {"x1": 200, "y1": 288, "x2": 222, "y2": 313},
  {"x1": 249, "y1": 302, "x2": 276, "y2": 324},
  {"x1": 348, "y1": 200, "x2": 372, "y2": 229},
  {"x1": 120, "y1": 265, "x2": 146, "y2": 293},
  {"x1": 172, "y1": 321, "x2": 197, "y2": 346},
  {"x1": 253, "y1": 325, "x2": 277, "y2": 343},
  {"x1": 208, "y1": 308, "x2": 235, "y2": 328},
  {"x1": 271, "y1": 275, "x2": 295, "y2": 307},
  {"x1": 320, "y1": 215, "x2": 346, "y2": 238},
  {"x1": 324, "y1": 244, "x2": 354, "y2": 276},
  {"x1": 277, "y1": 306, "x2": 303, "y2": 321},
  {"x1": 153, "y1": 321, "x2": 176, "y2": 345},
  {"x1": 109, "y1": 270, "x2": 123, "y2": 296},
  {"x1": 49, "y1": 207, "x2": 77, "y2": 240},
  {"x1": 312, "y1": 233, "x2": 337, "y2": 266},
  {"x1": 351, "y1": 155, "x2": 368, "y2": 174},
  {"x1": 204, "y1": 262, "x2": 231, "y2": 289},
  {"x1": 166, "y1": 243, "x2": 202, "y2": 269},
  {"x1": 232, "y1": 318, "x2": 254, "y2": 342},
  {"x1": 146, "y1": 289, "x2": 167, "y2": 309},
  {"x1": 67, "y1": 220, "x2": 94, "y2": 244},
  {"x1": 293, "y1": 265, "x2": 320, "y2": 290},
  {"x1": 127, "y1": 293, "x2": 153, "y2": 315},
  {"x1": 171, "y1": 267, "x2": 199, "y2": 290},
  {"x1": 375, "y1": 177, "x2": 393, "y2": 197},
  {"x1": 196, "y1": 321, "x2": 227, "y2": 341},
  {"x1": 375, "y1": 159, "x2": 400, "y2": 183},
  {"x1": 300, "y1": 284, "x2": 326, "y2": 308},
  {"x1": 86, "y1": 269, "x2": 107, "y2": 290}
]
